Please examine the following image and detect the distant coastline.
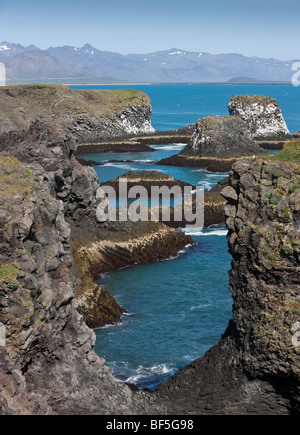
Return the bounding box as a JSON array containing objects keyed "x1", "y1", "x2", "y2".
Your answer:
[
  {"x1": 67, "y1": 81, "x2": 292, "y2": 86},
  {"x1": 1, "y1": 42, "x2": 297, "y2": 86}
]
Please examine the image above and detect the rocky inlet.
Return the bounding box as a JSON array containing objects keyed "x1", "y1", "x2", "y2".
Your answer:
[{"x1": 0, "y1": 85, "x2": 299, "y2": 415}]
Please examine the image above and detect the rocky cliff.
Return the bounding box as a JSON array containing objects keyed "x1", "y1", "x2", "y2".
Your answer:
[
  {"x1": 1, "y1": 86, "x2": 299, "y2": 415},
  {"x1": 228, "y1": 95, "x2": 292, "y2": 147},
  {"x1": 0, "y1": 85, "x2": 155, "y2": 144},
  {"x1": 0, "y1": 156, "x2": 167, "y2": 415},
  {"x1": 189, "y1": 116, "x2": 264, "y2": 157},
  {"x1": 1, "y1": 147, "x2": 298, "y2": 415},
  {"x1": 0, "y1": 120, "x2": 192, "y2": 329},
  {"x1": 155, "y1": 156, "x2": 300, "y2": 414},
  {"x1": 0, "y1": 124, "x2": 193, "y2": 414},
  {"x1": 158, "y1": 115, "x2": 266, "y2": 172}
]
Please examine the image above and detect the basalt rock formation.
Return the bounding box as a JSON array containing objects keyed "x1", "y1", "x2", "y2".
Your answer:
[
  {"x1": 1, "y1": 85, "x2": 299, "y2": 415},
  {"x1": 228, "y1": 95, "x2": 292, "y2": 148},
  {"x1": 155, "y1": 157, "x2": 300, "y2": 415},
  {"x1": 76, "y1": 124, "x2": 194, "y2": 154},
  {"x1": 0, "y1": 157, "x2": 167, "y2": 415},
  {"x1": 293, "y1": 131, "x2": 300, "y2": 140},
  {"x1": 103, "y1": 170, "x2": 228, "y2": 229},
  {"x1": 0, "y1": 85, "x2": 155, "y2": 145},
  {"x1": 103, "y1": 170, "x2": 194, "y2": 194},
  {"x1": 157, "y1": 116, "x2": 266, "y2": 172},
  {"x1": 0, "y1": 120, "x2": 193, "y2": 330},
  {"x1": 0, "y1": 122, "x2": 193, "y2": 414}
]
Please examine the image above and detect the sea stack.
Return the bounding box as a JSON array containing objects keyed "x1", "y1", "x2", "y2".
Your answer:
[
  {"x1": 228, "y1": 95, "x2": 292, "y2": 148},
  {"x1": 157, "y1": 115, "x2": 265, "y2": 172},
  {"x1": 189, "y1": 115, "x2": 263, "y2": 157}
]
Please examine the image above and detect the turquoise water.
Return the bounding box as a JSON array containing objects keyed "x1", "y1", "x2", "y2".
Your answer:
[
  {"x1": 75, "y1": 84, "x2": 299, "y2": 391},
  {"x1": 78, "y1": 144, "x2": 227, "y2": 188},
  {"x1": 95, "y1": 227, "x2": 232, "y2": 391},
  {"x1": 72, "y1": 83, "x2": 300, "y2": 134}
]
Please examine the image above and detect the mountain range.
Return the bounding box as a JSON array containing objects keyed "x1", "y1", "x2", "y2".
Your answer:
[{"x1": 0, "y1": 41, "x2": 298, "y2": 84}]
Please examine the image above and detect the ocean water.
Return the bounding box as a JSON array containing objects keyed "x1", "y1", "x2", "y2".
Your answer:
[
  {"x1": 78, "y1": 144, "x2": 227, "y2": 189},
  {"x1": 72, "y1": 83, "x2": 300, "y2": 134},
  {"x1": 75, "y1": 84, "x2": 300, "y2": 391},
  {"x1": 95, "y1": 227, "x2": 232, "y2": 391}
]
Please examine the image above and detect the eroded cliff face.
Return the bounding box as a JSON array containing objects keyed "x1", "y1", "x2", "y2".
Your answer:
[
  {"x1": 0, "y1": 85, "x2": 155, "y2": 144},
  {"x1": 156, "y1": 157, "x2": 300, "y2": 415},
  {"x1": 228, "y1": 95, "x2": 292, "y2": 144},
  {"x1": 225, "y1": 159, "x2": 300, "y2": 383},
  {"x1": 157, "y1": 115, "x2": 266, "y2": 172},
  {"x1": 0, "y1": 157, "x2": 164, "y2": 415},
  {"x1": 189, "y1": 116, "x2": 262, "y2": 157},
  {"x1": 0, "y1": 116, "x2": 195, "y2": 414},
  {"x1": 0, "y1": 120, "x2": 192, "y2": 330}
]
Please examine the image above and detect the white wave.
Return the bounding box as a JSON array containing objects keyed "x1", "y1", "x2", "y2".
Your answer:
[
  {"x1": 197, "y1": 181, "x2": 216, "y2": 190},
  {"x1": 135, "y1": 159, "x2": 153, "y2": 163},
  {"x1": 190, "y1": 303, "x2": 212, "y2": 311},
  {"x1": 116, "y1": 363, "x2": 177, "y2": 385},
  {"x1": 177, "y1": 243, "x2": 193, "y2": 254},
  {"x1": 163, "y1": 243, "x2": 193, "y2": 261},
  {"x1": 103, "y1": 164, "x2": 140, "y2": 171},
  {"x1": 181, "y1": 228, "x2": 228, "y2": 237},
  {"x1": 151, "y1": 144, "x2": 186, "y2": 151},
  {"x1": 193, "y1": 168, "x2": 228, "y2": 176},
  {"x1": 95, "y1": 321, "x2": 123, "y2": 330},
  {"x1": 200, "y1": 230, "x2": 228, "y2": 236}
]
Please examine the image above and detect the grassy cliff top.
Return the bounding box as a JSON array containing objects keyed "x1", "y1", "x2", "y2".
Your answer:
[
  {"x1": 0, "y1": 84, "x2": 151, "y2": 133},
  {"x1": 0, "y1": 157, "x2": 36, "y2": 202},
  {"x1": 229, "y1": 94, "x2": 278, "y2": 106},
  {"x1": 271, "y1": 140, "x2": 300, "y2": 163}
]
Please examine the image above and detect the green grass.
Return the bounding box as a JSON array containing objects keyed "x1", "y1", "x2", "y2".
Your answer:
[
  {"x1": 7, "y1": 279, "x2": 20, "y2": 292},
  {"x1": 0, "y1": 263, "x2": 20, "y2": 283},
  {"x1": 0, "y1": 85, "x2": 151, "y2": 131},
  {"x1": 230, "y1": 94, "x2": 277, "y2": 106},
  {"x1": 0, "y1": 157, "x2": 35, "y2": 202},
  {"x1": 271, "y1": 140, "x2": 300, "y2": 163}
]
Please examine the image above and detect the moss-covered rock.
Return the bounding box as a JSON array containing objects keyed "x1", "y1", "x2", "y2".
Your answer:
[
  {"x1": 0, "y1": 84, "x2": 154, "y2": 144},
  {"x1": 157, "y1": 115, "x2": 266, "y2": 172},
  {"x1": 271, "y1": 139, "x2": 300, "y2": 163},
  {"x1": 156, "y1": 157, "x2": 300, "y2": 415}
]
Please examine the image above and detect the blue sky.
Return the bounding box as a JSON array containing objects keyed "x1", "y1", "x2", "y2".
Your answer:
[{"x1": 0, "y1": 0, "x2": 299, "y2": 60}]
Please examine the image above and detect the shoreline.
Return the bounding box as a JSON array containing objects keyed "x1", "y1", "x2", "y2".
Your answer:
[{"x1": 66, "y1": 81, "x2": 293, "y2": 86}]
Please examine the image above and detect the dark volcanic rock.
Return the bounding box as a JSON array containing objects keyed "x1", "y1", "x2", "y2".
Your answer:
[
  {"x1": 0, "y1": 157, "x2": 165, "y2": 415},
  {"x1": 157, "y1": 116, "x2": 266, "y2": 172},
  {"x1": 0, "y1": 347, "x2": 53, "y2": 415},
  {"x1": 0, "y1": 121, "x2": 193, "y2": 329},
  {"x1": 1, "y1": 89, "x2": 299, "y2": 416},
  {"x1": 155, "y1": 157, "x2": 300, "y2": 415},
  {"x1": 188, "y1": 116, "x2": 263, "y2": 157},
  {"x1": 293, "y1": 131, "x2": 300, "y2": 140},
  {"x1": 104, "y1": 170, "x2": 194, "y2": 194},
  {"x1": 0, "y1": 85, "x2": 155, "y2": 144},
  {"x1": 103, "y1": 171, "x2": 228, "y2": 229}
]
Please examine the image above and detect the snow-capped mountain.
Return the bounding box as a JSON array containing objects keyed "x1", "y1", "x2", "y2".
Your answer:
[{"x1": 0, "y1": 41, "x2": 298, "y2": 84}]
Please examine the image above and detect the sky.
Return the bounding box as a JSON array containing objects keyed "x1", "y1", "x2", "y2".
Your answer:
[{"x1": 0, "y1": 0, "x2": 299, "y2": 60}]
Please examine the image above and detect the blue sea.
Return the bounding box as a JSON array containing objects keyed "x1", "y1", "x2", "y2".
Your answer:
[{"x1": 75, "y1": 84, "x2": 300, "y2": 391}]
